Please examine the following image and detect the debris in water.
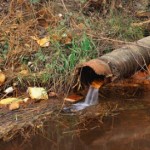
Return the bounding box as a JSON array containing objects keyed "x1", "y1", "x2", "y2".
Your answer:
[{"x1": 64, "y1": 94, "x2": 84, "y2": 102}]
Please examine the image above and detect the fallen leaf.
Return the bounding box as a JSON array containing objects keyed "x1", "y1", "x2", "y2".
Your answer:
[
  {"x1": 0, "y1": 98, "x2": 22, "y2": 105},
  {"x1": 31, "y1": 36, "x2": 50, "y2": 47},
  {"x1": 10, "y1": 24, "x2": 18, "y2": 29},
  {"x1": 4, "y1": 87, "x2": 14, "y2": 94},
  {"x1": 23, "y1": 98, "x2": 29, "y2": 103},
  {"x1": 38, "y1": 18, "x2": 49, "y2": 28},
  {"x1": 49, "y1": 92, "x2": 57, "y2": 97},
  {"x1": 28, "y1": 87, "x2": 48, "y2": 100},
  {"x1": 9, "y1": 102, "x2": 20, "y2": 111},
  {"x1": 61, "y1": 33, "x2": 72, "y2": 45},
  {"x1": 64, "y1": 94, "x2": 84, "y2": 102},
  {"x1": 63, "y1": 37, "x2": 72, "y2": 45},
  {"x1": 52, "y1": 34, "x2": 60, "y2": 41},
  {"x1": 77, "y1": 23, "x2": 85, "y2": 30},
  {"x1": 19, "y1": 70, "x2": 29, "y2": 75},
  {"x1": 0, "y1": 72, "x2": 6, "y2": 86}
]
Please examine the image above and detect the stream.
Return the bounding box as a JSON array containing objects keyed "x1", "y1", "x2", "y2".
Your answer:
[{"x1": 0, "y1": 90, "x2": 150, "y2": 150}]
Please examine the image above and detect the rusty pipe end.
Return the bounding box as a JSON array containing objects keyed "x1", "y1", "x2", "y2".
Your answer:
[{"x1": 74, "y1": 59, "x2": 113, "y2": 87}]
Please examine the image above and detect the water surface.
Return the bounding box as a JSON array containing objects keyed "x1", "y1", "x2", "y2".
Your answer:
[{"x1": 1, "y1": 91, "x2": 150, "y2": 150}]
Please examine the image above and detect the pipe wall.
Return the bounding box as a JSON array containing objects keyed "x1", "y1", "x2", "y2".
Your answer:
[{"x1": 76, "y1": 36, "x2": 150, "y2": 86}]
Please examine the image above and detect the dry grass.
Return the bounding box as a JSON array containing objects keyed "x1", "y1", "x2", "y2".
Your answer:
[
  {"x1": 0, "y1": 98, "x2": 119, "y2": 141},
  {"x1": 0, "y1": 0, "x2": 147, "y2": 92},
  {"x1": 0, "y1": 99, "x2": 61, "y2": 141}
]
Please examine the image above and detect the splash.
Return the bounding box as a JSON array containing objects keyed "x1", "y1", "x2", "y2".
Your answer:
[{"x1": 63, "y1": 80, "x2": 103, "y2": 113}]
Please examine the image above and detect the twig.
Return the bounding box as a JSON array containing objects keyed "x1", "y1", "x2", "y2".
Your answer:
[
  {"x1": 63, "y1": 128, "x2": 88, "y2": 134},
  {"x1": 87, "y1": 33, "x2": 150, "y2": 49},
  {"x1": 131, "y1": 19, "x2": 150, "y2": 27},
  {"x1": 60, "y1": 0, "x2": 68, "y2": 13}
]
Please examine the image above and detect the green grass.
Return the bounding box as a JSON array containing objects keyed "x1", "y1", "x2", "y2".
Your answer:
[
  {"x1": 46, "y1": 34, "x2": 97, "y2": 91},
  {"x1": 18, "y1": 33, "x2": 98, "y2": 92},
  {"x1": 30, "y1": 0, "x2": 40, "y2": 4},
  {"x1": 0, "y1": 0, "x2": 147, "y2": 93},
  {"x1": 16, "y1": 11, "x2": 145, "y2": 92},
  {"x1": 107, "y1": 12, "x2": 144, "y2": 41}
]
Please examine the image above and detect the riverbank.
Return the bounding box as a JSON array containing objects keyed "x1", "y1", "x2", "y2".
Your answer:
[{"x1": 0, "y1": 0, "x2": 149, "y2": 142}]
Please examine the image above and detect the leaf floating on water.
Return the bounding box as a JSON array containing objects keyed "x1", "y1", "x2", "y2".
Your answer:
[
  {"x1": 64, "y1": 94, "x2": 84, "y2": 103},
  {"x1": 31, "y1": 36, "x2": 50, "y2": 47}
]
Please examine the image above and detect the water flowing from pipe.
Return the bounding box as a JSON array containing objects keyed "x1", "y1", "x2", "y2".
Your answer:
[{"x1": 63, "y1": 81, "x2": 103, "y2": 113}]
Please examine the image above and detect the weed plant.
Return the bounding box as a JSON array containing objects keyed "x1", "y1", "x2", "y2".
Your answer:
[{"x1": 35, "y1": 34, "x2": 98, "y2": 92}]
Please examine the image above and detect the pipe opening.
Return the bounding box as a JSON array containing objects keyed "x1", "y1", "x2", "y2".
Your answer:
[{"x1": 79, "y1": 66, "x2": 105, "y2": 85}]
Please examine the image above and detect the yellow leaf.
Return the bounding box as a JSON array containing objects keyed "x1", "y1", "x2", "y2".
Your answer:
[
  {"x1": 28, "y1": 87, "x2": 48, "y2": 100},
  {"x1": 0, "y1": 98, "x2": 23, "y2": 105},
  {"x1": 9, "y1": 102, "x2": 20, "y2": 111},
  {"x1": 77, "y1": 23, "x2": 85, "y2": 30},
  {"x1": 0, "y1": 72, "x2": 6, "y2": 86},
  {"x1": 19, "y1": 70, "x2": 29, "y2": 75},
  {"x1": 31, "y1": 36, "x2": 50, "y2": 47}
]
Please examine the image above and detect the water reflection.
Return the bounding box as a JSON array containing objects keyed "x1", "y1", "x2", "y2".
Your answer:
[{"x1": 1, "y1": 92, "x2": 150, "y2": 150}]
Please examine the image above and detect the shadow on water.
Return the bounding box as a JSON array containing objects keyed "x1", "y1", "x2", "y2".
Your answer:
[{"x1": 1, "y1": 91, "x2": 150, "y2": 150}]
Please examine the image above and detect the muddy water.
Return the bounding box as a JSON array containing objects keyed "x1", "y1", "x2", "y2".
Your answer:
[{"x1": 1, "y1": 92, "x2": 150, "y2": 150}]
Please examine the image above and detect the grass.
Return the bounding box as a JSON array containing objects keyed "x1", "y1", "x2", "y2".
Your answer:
[
  {"x1": 0, "y1": 0, "x2": 148, "y2": 94},
  {"x1": 37, "y1": 33, "x2": 97, "y2": 92},
  {"x1": 107, "y1": 12, "x2": 144, "y2": 41}
]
